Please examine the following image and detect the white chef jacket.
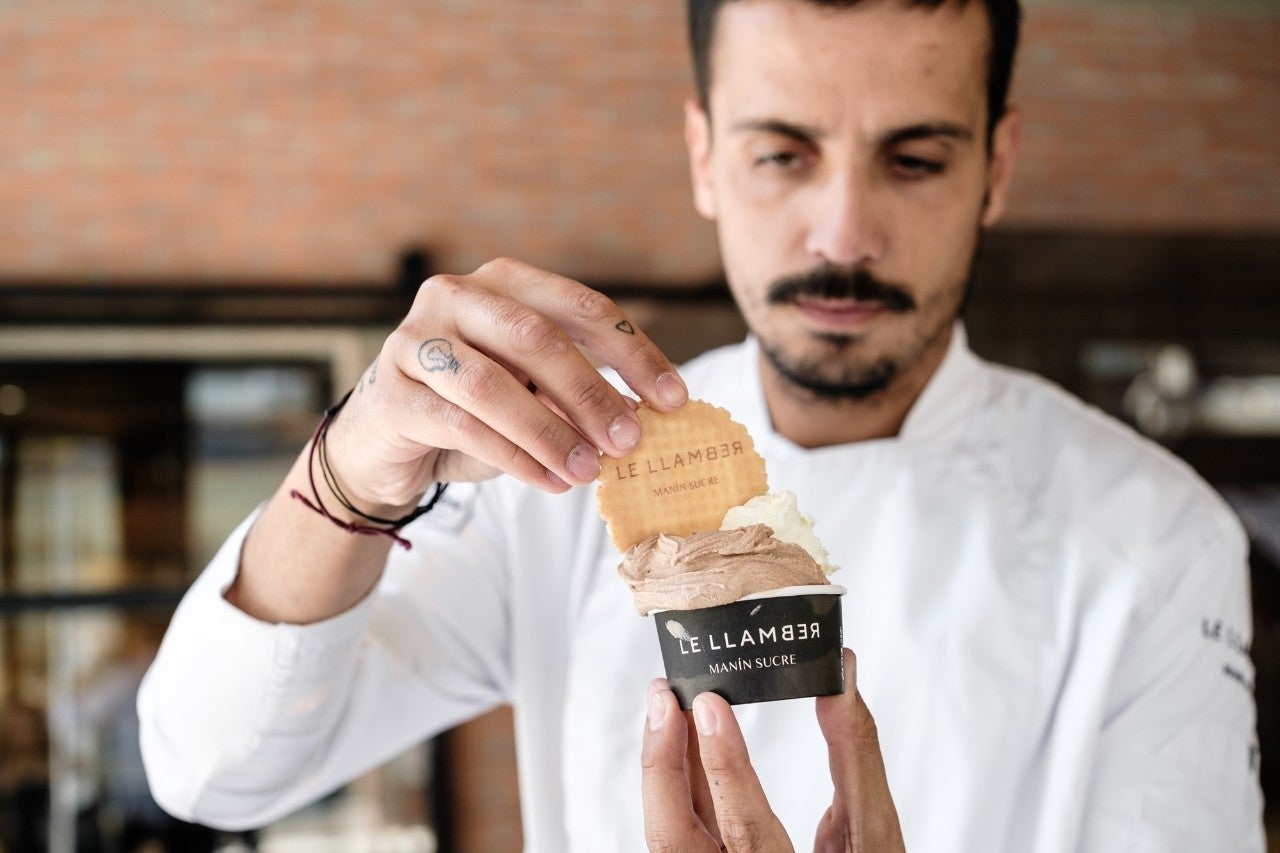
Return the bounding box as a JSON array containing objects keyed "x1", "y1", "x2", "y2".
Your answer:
[{"x1": 138, "y1": 327, "x2": 1265, "y2": 852}]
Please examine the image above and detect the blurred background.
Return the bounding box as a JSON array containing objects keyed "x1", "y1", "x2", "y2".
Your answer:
[{"x1": 0, "y1": 0, "x2": 1277, "y2": 850}]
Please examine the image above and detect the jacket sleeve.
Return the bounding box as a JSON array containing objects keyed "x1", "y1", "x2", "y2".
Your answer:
[
  {"x1": 1077, "y1": 514, "x2": 1265, "y2": 852},
  {"x1": 137, "y1": 482, "x2": 513, "y2": 831}
]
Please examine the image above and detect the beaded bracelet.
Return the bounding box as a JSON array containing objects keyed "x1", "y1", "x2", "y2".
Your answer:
[{"x1": 290, "y1": 389, "x2": 448, "y2": 550}]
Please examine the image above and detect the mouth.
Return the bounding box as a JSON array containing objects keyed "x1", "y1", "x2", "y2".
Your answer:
[{"x1": 791, "y1": 296, "x2": 888, "y2": 332}]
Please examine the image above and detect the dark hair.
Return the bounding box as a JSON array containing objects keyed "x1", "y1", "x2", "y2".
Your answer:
[{"x1": 687, "y1": 0, "x2": 1022, "y2": 142}]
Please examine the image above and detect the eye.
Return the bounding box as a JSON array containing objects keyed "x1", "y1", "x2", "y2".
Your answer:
[
  {"x1": 754, "y1": 150, "x2": 807, "y2": 171},
  {"x1": 890, "y1": 154, "x2": 945, "y2": 179}
]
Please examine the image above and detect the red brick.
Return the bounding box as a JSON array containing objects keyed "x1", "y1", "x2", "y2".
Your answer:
[{"x1": 1, "y1": 1, "x2": 1276, "y2": 284}]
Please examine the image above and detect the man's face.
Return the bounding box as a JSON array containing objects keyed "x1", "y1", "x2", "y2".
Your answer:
[{"x1": 686, "y1": 0, "x2": 1018, "y2": 401}]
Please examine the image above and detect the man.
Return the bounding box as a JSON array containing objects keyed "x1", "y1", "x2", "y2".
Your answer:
[{"x1": 138, "y1": 0, "x2": 1265, "y2": 850}]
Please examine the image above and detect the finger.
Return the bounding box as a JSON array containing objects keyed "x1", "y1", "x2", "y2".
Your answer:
[
  {"x1": 408, "y1": 385, "x2": 573, "y2": 492},
  {"x1": 448, "y1": 283, "x2": 651, "y2": 459},
  {"x1": 415, "y1": 273, "x2": 646, "y2": 461},
  {"x1": 349, "y1": 375, "x2": 568, "y2": 493},
  {"x1": 391, "y1": 330, "x2": 604, "y2": 488},
  {"x1": 684, "y1": 706, "x2": 720, "y2": 844},
  {"x1": 692, "y1": 693, "x2": 794, "y2": 852},
  {"x1": 642, "y1": 681, "x2": 719, "y2": 853},
  {"x1": 466, "y1": 258, "x2": 689, "y2": 413},
  {"x1": 814, "y1": 649, "x2": 905, "y2": 853},
  {"x1": 815, "y1": 649, "x2": 880, "y2": 748},
  {"x1": 529, "y1": 385, "x2": 592, "y2": 446}
]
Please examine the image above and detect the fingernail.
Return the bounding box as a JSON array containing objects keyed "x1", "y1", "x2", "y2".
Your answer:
[
  {"x1": 608, "y1": 414, "x2": 641, "y2": 452},
  {"x1": 567, "y1": 443, "x2": 600, "y2": 482},
  {"x1": 648, "y1": 688, "x2": 667, "y2": 732},
  {"x1": 692, "y1": 695, "x2": 717, "y2": 736},
  {"x1": 655, "y1": 372, "x2": 688, "y2": 408}
]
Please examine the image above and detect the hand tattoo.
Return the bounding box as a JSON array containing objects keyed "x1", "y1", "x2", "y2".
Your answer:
[
  {"x1": 418, "y1": 338, "x2": 461, "y2": 374},
  {"x1": 358, "y1": 359, "x2": 379, "y2": 393},
  {"x1": 615, "y1": 320, "x2": 635, "y2": 335}
]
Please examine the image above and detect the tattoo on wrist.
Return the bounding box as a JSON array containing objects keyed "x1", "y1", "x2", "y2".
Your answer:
[
  {"x1": 419, "y1": 338, "x2": 462, "y2": 374},
  {"x1": 615, "y1": 320, "x2": 636, "y2": 335},
  {"x1": 358, "y1": 360, "x2": 379, "y2": 393}
]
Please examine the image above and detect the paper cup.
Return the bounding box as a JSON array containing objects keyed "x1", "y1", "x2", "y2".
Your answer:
[{"x1": 652, "y1": 585, "x2": 845, "y2": 709}]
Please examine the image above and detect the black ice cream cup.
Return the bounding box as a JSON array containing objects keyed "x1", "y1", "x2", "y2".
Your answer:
[{"x1": 652, "y1": 584, "x2": 846, "y2": 709}]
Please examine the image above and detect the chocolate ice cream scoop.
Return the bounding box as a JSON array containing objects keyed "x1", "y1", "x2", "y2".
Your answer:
[{"x1": 618, "y1": 523, "x2": 828, "y2": 615}]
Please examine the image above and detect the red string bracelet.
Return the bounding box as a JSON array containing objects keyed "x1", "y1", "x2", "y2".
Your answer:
[{"x1": 290, "y1": 390, "x2": 448, "y2": 550}]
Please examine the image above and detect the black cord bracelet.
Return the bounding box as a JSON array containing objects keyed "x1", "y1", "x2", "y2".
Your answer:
[{"x1": 290, "y1": 389, "x2": 448, "y2": 550}]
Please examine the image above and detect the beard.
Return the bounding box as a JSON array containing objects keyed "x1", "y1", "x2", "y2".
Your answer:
[
  {"x1": 760, "y1": 340, "x2": 900, "y2": 401},
  {"x1": 757, "y1": 258, "x2": 976, "y2": 403}
]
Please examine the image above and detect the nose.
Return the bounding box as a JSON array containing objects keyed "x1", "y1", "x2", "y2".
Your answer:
[{"x1": 803, "y1": 169, "x2": 886, "y2": 267}]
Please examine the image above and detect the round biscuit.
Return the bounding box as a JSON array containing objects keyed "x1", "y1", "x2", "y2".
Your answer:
[{"x1": 596, "y1": 399, "x2": 767, "y2": 551}]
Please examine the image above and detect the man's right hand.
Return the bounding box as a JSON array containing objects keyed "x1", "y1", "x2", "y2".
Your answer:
[
  {"x1": 324, "y1": 257, "x2": 689, "y2": 516},
  {"x1": 229, "y1": 258, "x2": 687, "y2": 625}
]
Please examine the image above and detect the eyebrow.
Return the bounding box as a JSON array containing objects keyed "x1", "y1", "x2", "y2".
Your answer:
[
  {"x1": 729, "y1": 118, "x2": 825, "y2": 142},
  {"x1": 728, "y1": 118, "x2": 975, "y2": 147},
  {"x1": 880, "y1": 122, "x2": 975, "y2": 147}
]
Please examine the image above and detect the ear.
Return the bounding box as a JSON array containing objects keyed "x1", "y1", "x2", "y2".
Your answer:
[
  {"x1": 684, "y1": 98, "x2": 718, "y2": 220},
  {"x1": 981, "y1": 106, "x2": 1021, "y2": 227}
]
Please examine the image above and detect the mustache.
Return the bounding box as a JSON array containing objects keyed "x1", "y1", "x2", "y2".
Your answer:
[{"x1": 765, "y1": 266, "x2": 916, "y2": 313}]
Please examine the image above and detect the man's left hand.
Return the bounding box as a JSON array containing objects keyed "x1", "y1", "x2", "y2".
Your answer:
[{"x1": 640, "y1": 648, "x2": 907, "y2": 853}]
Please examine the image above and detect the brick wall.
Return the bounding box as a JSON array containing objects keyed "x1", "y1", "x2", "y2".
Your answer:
[
  {"x1": 1011, "y1": 3, "x2": 1280, "y2": 230},
  {"x1": 1, "y1": 1, "x2": 1276, "y2": 284}
]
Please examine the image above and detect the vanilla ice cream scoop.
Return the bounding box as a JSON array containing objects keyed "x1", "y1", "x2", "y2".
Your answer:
[{"x1": 721, "y1": 490, "x2": 838, "y2": 575}]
